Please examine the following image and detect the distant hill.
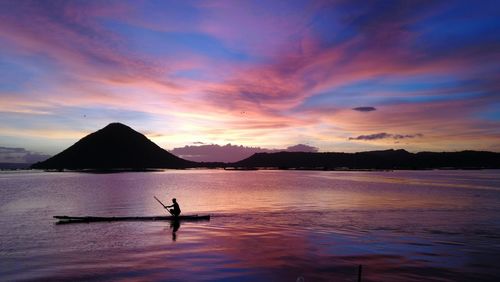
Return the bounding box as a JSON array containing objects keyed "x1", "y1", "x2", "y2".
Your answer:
[
  {"x1": 29, "y1": 123, "x2": 500, "y2": 170},
  {"x1": 31, "y1": 123, "x2": 195, "y2": 169},
  {"x1": 232, "y1": 149, "x2": 500, "y2": 169},
  {"x1": 0, "y1": 163, "x2": 33, "y2": 170}
]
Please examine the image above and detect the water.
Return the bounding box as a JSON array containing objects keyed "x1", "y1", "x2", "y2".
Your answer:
[{"x1": 1, "y1": 170, "x2": 500, "y2": 281}]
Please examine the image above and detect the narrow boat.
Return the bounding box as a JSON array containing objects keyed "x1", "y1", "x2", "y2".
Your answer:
[{"x1": 54, "y1": 215, "x2": 210, "y2": 224}]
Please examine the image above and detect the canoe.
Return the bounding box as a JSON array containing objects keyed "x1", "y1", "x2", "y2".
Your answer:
[{"x1": 54, "y1": 215, "x2": 210, "y2": 224}]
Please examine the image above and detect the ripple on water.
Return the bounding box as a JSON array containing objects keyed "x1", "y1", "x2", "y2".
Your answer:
[{"x1": 1, "y1": 170, "x2": 500, "y2": 281}]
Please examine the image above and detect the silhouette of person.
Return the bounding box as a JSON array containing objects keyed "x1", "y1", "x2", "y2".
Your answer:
[{"x1": 165, "y1": 198, "x2": 181, "y2": 217}]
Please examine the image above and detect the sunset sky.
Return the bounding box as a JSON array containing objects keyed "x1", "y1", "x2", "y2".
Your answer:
[{"x1": 1, "y1": 0, "x2": 499, "y2": 162}]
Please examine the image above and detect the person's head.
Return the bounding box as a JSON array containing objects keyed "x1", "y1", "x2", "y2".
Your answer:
[{"x1": 172, "y1": 198, "x2": 177, "y2": 203}]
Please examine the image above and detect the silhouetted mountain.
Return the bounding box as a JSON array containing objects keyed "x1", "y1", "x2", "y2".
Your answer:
[
  {"x1": 29, "y1": 123, "x2": 500, "y2": 170},
  {"x1": 233, "y1": 149, "x2": 500, "y2": 169},
  {"x1": 31, "y1": 123, "x2": 195, "y2": 169}
]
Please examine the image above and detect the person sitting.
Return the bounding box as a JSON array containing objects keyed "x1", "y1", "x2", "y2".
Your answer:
[{"x1": 166, "y1": 198, "x2": 181, "y2": 217}]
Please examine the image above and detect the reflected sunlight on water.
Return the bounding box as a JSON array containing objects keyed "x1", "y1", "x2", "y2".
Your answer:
[{"x1": 1, "y1": 170, "x2": 500, "y2": 281}]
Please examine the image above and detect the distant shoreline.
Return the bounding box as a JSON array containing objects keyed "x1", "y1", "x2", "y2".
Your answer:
[{"x1": 3, "y1": 167, "x2": 499, "y2": 173}]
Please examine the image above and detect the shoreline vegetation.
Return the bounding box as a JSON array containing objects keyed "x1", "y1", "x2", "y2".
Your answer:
[{"x1": 9, "y1": 123, "x2": 498, "y2": 172}]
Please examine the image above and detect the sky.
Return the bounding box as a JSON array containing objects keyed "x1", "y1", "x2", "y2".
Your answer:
[{"x1": 1, "y1": 0, "x2": 500, "y2": 162}]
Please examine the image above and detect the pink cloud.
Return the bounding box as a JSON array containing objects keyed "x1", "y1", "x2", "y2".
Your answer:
[{"x1": 170, "y1": 143, "x2": 318, "y2": 162}]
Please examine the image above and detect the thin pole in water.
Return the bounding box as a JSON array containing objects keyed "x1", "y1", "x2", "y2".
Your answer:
[
  {"x1": 154, "y1": 196, "x2": 174, "y2": 215},
  {"x1": 357, "y1": 264, "x2": 362, "y2": 282}
]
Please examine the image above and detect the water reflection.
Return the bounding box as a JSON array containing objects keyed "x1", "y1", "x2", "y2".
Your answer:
[
  {"x1": 1, "y1": 170, "x2": 500, "y2": 281},
  {"x1": 170, "y1": 220, "x2": 180, "y2": 241}
]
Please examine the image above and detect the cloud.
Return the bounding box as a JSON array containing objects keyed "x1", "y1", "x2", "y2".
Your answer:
[
  {"x1": 352, "y1": 107, "x2": 377, "y2": 112},
  {"x1": 348, "y1": 133, "x2": 423, "y2": 141},
  {"x1": 170, "y1": 143, "x2": 319, "y2": 163},
  {"x1": 392, "y1": 133, "x2": 424, "y2": 140},
  {"x1": 170, "y1": 144, "x2": 271, "y2": 163},
  {"x1": 0, "y1": 146, "x2": 51, "y2": 163},
  {"x1": 285, "y1": 144, "x2": 318, "y2": 153}
]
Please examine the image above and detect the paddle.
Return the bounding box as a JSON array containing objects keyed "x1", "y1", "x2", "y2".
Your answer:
[{"x1": 154, "y1": 196, "x2": 174, "y2": 216}]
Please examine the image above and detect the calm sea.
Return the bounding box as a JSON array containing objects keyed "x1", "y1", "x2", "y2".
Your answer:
[{"x1": 1, "y1": 170, "x2": 499, "y2": 281}]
